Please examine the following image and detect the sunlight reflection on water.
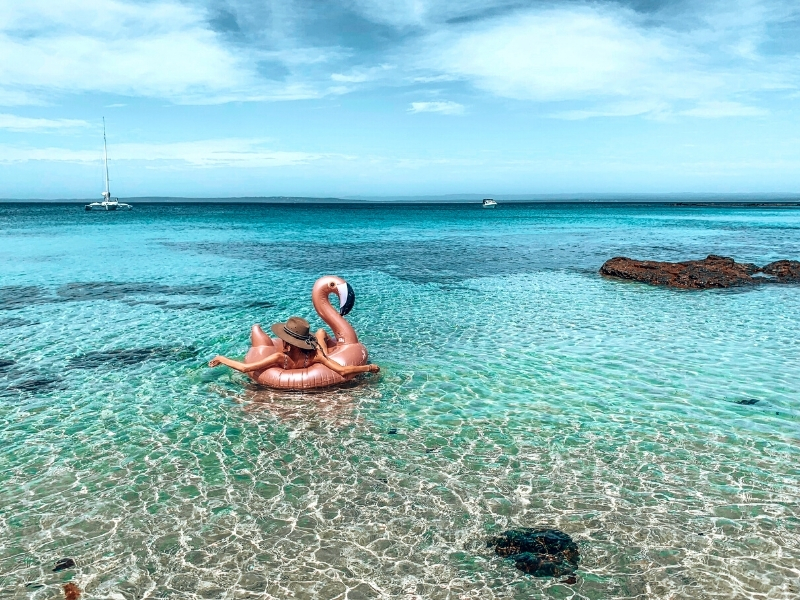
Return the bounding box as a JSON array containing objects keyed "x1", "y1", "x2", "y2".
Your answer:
[{"x1": 1, "y1": 203, "x2": 798, "y2": 599}]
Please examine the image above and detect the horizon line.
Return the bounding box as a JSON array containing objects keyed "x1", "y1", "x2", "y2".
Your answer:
[{"x1": 3, "y1": 191, "x2": 800, "y2": 204}]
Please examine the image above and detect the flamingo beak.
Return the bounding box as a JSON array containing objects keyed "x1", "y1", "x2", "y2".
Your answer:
[{"x1": 337, "y1": 282, "x2": 355, "y2": 316}]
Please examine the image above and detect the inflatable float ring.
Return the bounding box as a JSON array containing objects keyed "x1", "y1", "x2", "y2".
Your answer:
[{"x1": 243, "y1": 275, "x2": 369, "y2": 390}]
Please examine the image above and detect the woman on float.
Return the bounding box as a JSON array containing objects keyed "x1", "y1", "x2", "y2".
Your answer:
[{"x1": 209, "y1": 316, "x2": 380, "y2": 377}]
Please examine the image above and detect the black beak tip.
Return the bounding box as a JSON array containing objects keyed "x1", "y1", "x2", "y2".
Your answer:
[{"x1": 339, "y1": 283, "x2": 355, "y2": 316}]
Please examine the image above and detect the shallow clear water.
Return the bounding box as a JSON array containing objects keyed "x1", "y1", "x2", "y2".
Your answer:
[{"x1": 1, "y1": 202, "x2": 798, "y2": 599}]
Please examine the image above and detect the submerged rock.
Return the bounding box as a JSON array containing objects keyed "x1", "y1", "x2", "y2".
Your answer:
[
  {"x1": 600, "y1": 255, "x2": 800, "y2": 289},
  {"x1": 52, "y1": 558, "x2": 76, "y2": 572},
  {"x1": 489, "y1": 528, "x2": 579, "y2": 577}
]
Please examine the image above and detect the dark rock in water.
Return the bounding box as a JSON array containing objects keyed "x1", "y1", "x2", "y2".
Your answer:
[
  {"x1": 560, "y1": 576, "x2": 578, "y2": 585},
  {"x1": 600, "y1": 255, "x2": 757, "y2": 289},
  {"x1": 762, "y1": 260, "x2": 800, "y2": 282},
  {"x1": 53, "y1": 558, "x2": 76, "y2": 572},
  {"x1": 600, "y1": 255, "x2": 800, "y2": 289},
  {"x1": 490, "y1": 528, "x2": 579, "y2": 577},
  {"x1": 735, "y1": 398, "x2": 760, "y2": 405}
]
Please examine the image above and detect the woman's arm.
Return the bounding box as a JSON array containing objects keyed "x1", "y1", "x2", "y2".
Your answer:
[
  {"x1": 208, "y1": 353, "x2": 286, "y2": 372},
  {"x1": 311, "y1": 329, "x2": 379, "y2": 375},
  {"x1": 312, "y1": 350, "x2": 379, "y2": 376}
]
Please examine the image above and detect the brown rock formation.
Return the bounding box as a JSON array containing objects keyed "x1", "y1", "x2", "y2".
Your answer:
[
  {"x1": 600, "y1": 255, "x2": 800, "y2": 289},
  {"x1": 762, "y1": 260, "x2": 800, "y2": 281}
]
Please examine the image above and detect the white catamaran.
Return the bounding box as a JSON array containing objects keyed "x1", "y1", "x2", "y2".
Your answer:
[{"x1": 85, "y1": 118, "x2": 132, "y2": 211}]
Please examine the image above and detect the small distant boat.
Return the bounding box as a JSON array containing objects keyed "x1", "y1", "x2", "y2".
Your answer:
[
  {"x1": 482, "y1": 198, "x2": 497, "y2": 208},
  {"x1": 85, "y1": 118, "x2": 131, "y2": 211}
]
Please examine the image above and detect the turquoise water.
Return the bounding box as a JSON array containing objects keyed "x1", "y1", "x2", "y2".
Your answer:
[{"x1": 1, "y1": 202, "x2": 798, "y2": 599}]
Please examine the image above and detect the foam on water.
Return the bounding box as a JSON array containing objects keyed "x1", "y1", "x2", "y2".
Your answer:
[{"x1": 0, "y1": 203, "x2": 798, "y2": 599}]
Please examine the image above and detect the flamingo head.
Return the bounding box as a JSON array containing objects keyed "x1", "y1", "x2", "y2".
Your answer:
[{"x1": 320, "y1": 276, "x2": 356, "y2": 316}]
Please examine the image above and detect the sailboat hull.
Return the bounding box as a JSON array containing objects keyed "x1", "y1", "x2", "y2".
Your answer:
[{"x1": 84, "y1": 202, "x2": 132, "y2": 211}]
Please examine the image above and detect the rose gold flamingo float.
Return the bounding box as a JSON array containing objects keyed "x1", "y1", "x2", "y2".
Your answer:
[{"x1": 243, "y1": 275, "x2": 369, "y2": 389}]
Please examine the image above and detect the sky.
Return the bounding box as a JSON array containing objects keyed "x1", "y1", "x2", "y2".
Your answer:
[{"x1": 1, "y1": 0, "x2": 799, "y2": 198}]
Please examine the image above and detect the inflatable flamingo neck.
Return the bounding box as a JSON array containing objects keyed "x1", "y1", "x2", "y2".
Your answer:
[{"x1": 312, "y1": 277, "x2": 358, "y2": 344}]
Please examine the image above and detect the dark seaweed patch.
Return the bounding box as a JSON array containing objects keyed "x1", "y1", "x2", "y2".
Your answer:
[
  {"x1": 68, "y1": 346, "x2": 198, "y2": 368},
  {"x1": 57, "y1": 282, "x2": 221, "y2": 301},
  {"x1": 1, "y1": 282, "x2": 223, "y2": 310},
  {"x1": 0, "y1": 286, "x2": 48, "y2": 310},
  {"x1": 123, "y1": 299, "x2": 223, "y2": 310},
  {"x1": 162, "y1": 240, "x2": 552, "y2": 284},
  {"x1": 125, "y1": 299, "x2": 271, "y2": 311},
  {"x1": 0, "y1": 318, "x2": 36, "y2": 328},
  {"x1": 160, "y1": 303, "x2": 221, "y2": 311},
  {"x1": 121, "y1": 299, "x2": 170, "y2": 307},
  {"x1": 245, "y1": 301, "x2": 276, "y2": 309},
  {"x1": 5, "y1": 376, "x2": 64, "y2": 394}
]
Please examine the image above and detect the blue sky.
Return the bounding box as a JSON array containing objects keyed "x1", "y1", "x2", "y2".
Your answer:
[{"x1": 1, "y1": 0, "x2": 799, "y2": 198}]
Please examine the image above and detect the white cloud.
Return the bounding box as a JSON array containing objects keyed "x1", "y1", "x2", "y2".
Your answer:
[
  {"x1": 679, "y1": 101, "x2": 768, "y2": 118},
  {"x1": 409, "y1": 101, "x2": 464, "y2": 114},
  {"x1": 0, "y1": 139, "x2": 347, "y2": 168},
  {"x1": 413, "y1": 2, "x2": 795, "y2": 115},
  {"x1": 331, "y1": 64, "x2": 393, "y2": 84},
  {"x1": 550, "y1": 101, "x2": 670, "y2": 120},
  {"x1": 0, "y1": 114, "x2": 89, "y2": 131},
  {"x1": 419, "y1": 8, "x2": 692, "y2": 102},
  {"x1": 347, "y1": 0, "x2": 429, "y2": 28},
  {"x1": 550, "y1": 99, "x2": 769, "y2": 120},
  {"x1": 0, "y1": 0, "x2": 321, "y2": 105},
  {"x1": 332, "y1": 73, "x2": 371, "y2": 83},
  {"x1": 0, "y1": 0, "x2": 795, "y2": 116}
]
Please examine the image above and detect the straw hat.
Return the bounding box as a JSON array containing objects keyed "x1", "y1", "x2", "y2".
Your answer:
[{"x1": 271, "y1": 316, "x2": 316, "y2": 350}]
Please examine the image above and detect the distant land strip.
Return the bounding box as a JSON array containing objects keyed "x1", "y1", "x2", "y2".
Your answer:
[{"x1": 2, "y1": 194, "x2": 800, "y2": 205}]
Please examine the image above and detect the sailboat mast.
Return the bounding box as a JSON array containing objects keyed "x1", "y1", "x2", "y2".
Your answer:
[{"x1": 103, "y1": 117, "x2": 110, "y2": 199}]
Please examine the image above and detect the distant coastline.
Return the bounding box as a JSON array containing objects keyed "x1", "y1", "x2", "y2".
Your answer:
[{"x1": 2, "y1": 193, "x2": 800, "y2": 205}]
